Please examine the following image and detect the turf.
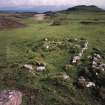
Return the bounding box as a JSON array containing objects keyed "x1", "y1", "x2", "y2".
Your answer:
[{"x1": 0, "y1": 11, "x2": 105, "y2": 105}]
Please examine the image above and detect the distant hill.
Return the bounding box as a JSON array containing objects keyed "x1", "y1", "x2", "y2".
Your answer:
[
  {"x1": 0, "y1": 5, "x2": 69, "y2": 13},
  {"x1": 66, "y1": 5, "x2": 104, "y2": 12}
]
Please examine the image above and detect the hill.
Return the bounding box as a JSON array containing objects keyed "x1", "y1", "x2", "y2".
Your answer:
[
  {"x1": 64, "y1": 5, "x2": 104, "y2": 12},
  {"x1": 0, "y1": 5, "x2": 105, "y2": 105}
]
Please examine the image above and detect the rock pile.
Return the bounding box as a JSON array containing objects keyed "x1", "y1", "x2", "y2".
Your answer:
[
  {"x1": 91, "y1": 53, "x2": 105, "y2": 73},
  {"x1": 77, "y1": 52, "x2": 105, "y2": 88},
  {"x1": 72, "y1": 40, "x2": 88, "y2": 64},
  {"x1": 77, "y1": 76, "x2": 95, "y2": 88},
  {"x1": 0, "y1": 90, "x2": 22, "y2": 105},
  {"x1": 23, "y1": 61, "x2": 46, "y2": 74}
]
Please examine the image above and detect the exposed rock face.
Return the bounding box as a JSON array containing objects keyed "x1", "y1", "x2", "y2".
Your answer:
[{"x1": 0, "y1": 90, "x2": 22, "y2": 105}]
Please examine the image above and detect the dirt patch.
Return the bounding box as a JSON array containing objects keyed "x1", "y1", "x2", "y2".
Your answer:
[{"x1": 0, "y1": 17, "x2": 26, "y2": 29}]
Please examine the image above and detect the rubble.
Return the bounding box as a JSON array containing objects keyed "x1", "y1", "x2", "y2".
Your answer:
[
  {"x1": 23, "y1": 60, "x2": 46, "y2": 73},
  {"x1": 77, "y1": 51, "x2": 105, "y2": 89},
  {"x1": 91, "y1": 53, "x2": 105, "y2": 72},
  {"x1": 77, "y1": 76, "x2": 95, "y2": 88},
  {"x1": 0, "y1": 90, "x2": 22, "y2": 105},
  {"x1": 72, "y1": 40, "x2": 88, "y2": 64}
]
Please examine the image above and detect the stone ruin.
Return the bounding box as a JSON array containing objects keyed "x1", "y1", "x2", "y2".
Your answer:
[
  {"x1": 0, "y1": 90, "x2": 22, "y2": 105},
  {"x1": 77, "y1": 76, "x2": 95, "y2": 88},
  {"x1": 77, "y1": 52, "x2": 105, "y2": 88},
  {"x1": 91, "y1": 53, "x2": 105, "y2": 74},
  {"x1": 72, "y1": 40, "x2": 88, "y2": 64},
  {"x1": 43, "y1": 38, "x2": 88, "y2": 59},
  {"x1": 23, "y1": 60, "x2": 46, "y2": 74},
  {"x1": 23, "y1": 38, "x2": 89, "y2": 78}
]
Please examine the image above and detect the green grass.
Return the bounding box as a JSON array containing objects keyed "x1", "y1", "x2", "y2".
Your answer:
[{"x1": 0, "y1": 11, "x2": 105, "y2": 105}]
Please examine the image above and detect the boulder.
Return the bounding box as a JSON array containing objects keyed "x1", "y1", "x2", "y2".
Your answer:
[
  {"x1": 77, "y1": 76, "x2": 86, "y2": 88},
  {"x1": 23, "y1": 64, "x2": 33, "y2": 70},
  {"x1": 72, "y1": 56, "x2": 80, "y2": 64},
  {"x1": 62, "y1": 74, "x2": 70, "y2": 80},
  {"x1": 86, "y1": 82, "x2": 95, "y2": 88},
  {"x1": 0, "y1": 90, "x2": 22, "y2": 105},
  {"x1": 36, "y1": 61, "x2": 46, "y2": 72}
]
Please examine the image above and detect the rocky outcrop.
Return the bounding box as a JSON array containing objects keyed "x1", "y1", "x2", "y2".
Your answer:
[{"x1": 0, "y1": 90, "x2": 22, "y2": 105}]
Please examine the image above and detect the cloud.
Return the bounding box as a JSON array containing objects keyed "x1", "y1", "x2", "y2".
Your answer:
[{"x1": 0, "y1": 0, "x2": 105, "y2": 8}]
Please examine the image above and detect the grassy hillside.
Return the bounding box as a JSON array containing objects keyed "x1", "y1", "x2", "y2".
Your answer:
[{"x1": 0, "y1": 9, "x2": 105, "y2": 105}]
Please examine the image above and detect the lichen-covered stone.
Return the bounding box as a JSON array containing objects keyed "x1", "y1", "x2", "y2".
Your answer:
[{"x1": 0, "y1": 90, "x2": 22, "y2": 105}]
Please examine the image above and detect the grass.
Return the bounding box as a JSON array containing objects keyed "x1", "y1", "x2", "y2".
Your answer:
[{"x1": 0, "y1": 11, "x2": 105, "y2": 105}]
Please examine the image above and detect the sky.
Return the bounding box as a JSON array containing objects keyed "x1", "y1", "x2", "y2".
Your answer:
[{"x1": 0, "y1": 0, "x2": 105, "y2": 9}]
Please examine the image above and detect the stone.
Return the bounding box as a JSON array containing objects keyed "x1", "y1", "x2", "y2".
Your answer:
[
  {"x1": 91, "y1": 53, "x2": 105, "y2": 72},
  {"x1": 72, "y1": 56, "x2": 80, "y2": 64},
  {"x1": 86, "y1": 82, "x2": 95, "y2": 88},
  {"x1": 71, "y1": 40, "x2": 88, "y2": 65},
  {"x1": 0, "y1": 90, "x2": 22, "y2": 105},
  {"x1": 23, "y1": 64, "x2": 33, "y2": 70},
  {"x1": 36, "y1": 62, "x2": 46, "y2": 72},
  {"x1": 92, "y1": 61, "x2": 97, "y2": 66},
  {"x1": 77, "y1": 76, "x2": 86, "y2": 88},
  {"x1": 45, "y1": 38, "x2": 48, "y2": 41},
  {"x1": 62, "y1": 74, "x2": 70, "y2": 80},
  {"x1": 96, "y1": 54, "x2": 101, "y2": 59},
  {"x1": 36, "y1": 66, "x2": 45, "y2": 71},
  {"x1": 78, "y1": 52, "x2": 83, "y2": 57},
  {"x1": 46, "y1": 45, "x2": 49, "y2": 49}
]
